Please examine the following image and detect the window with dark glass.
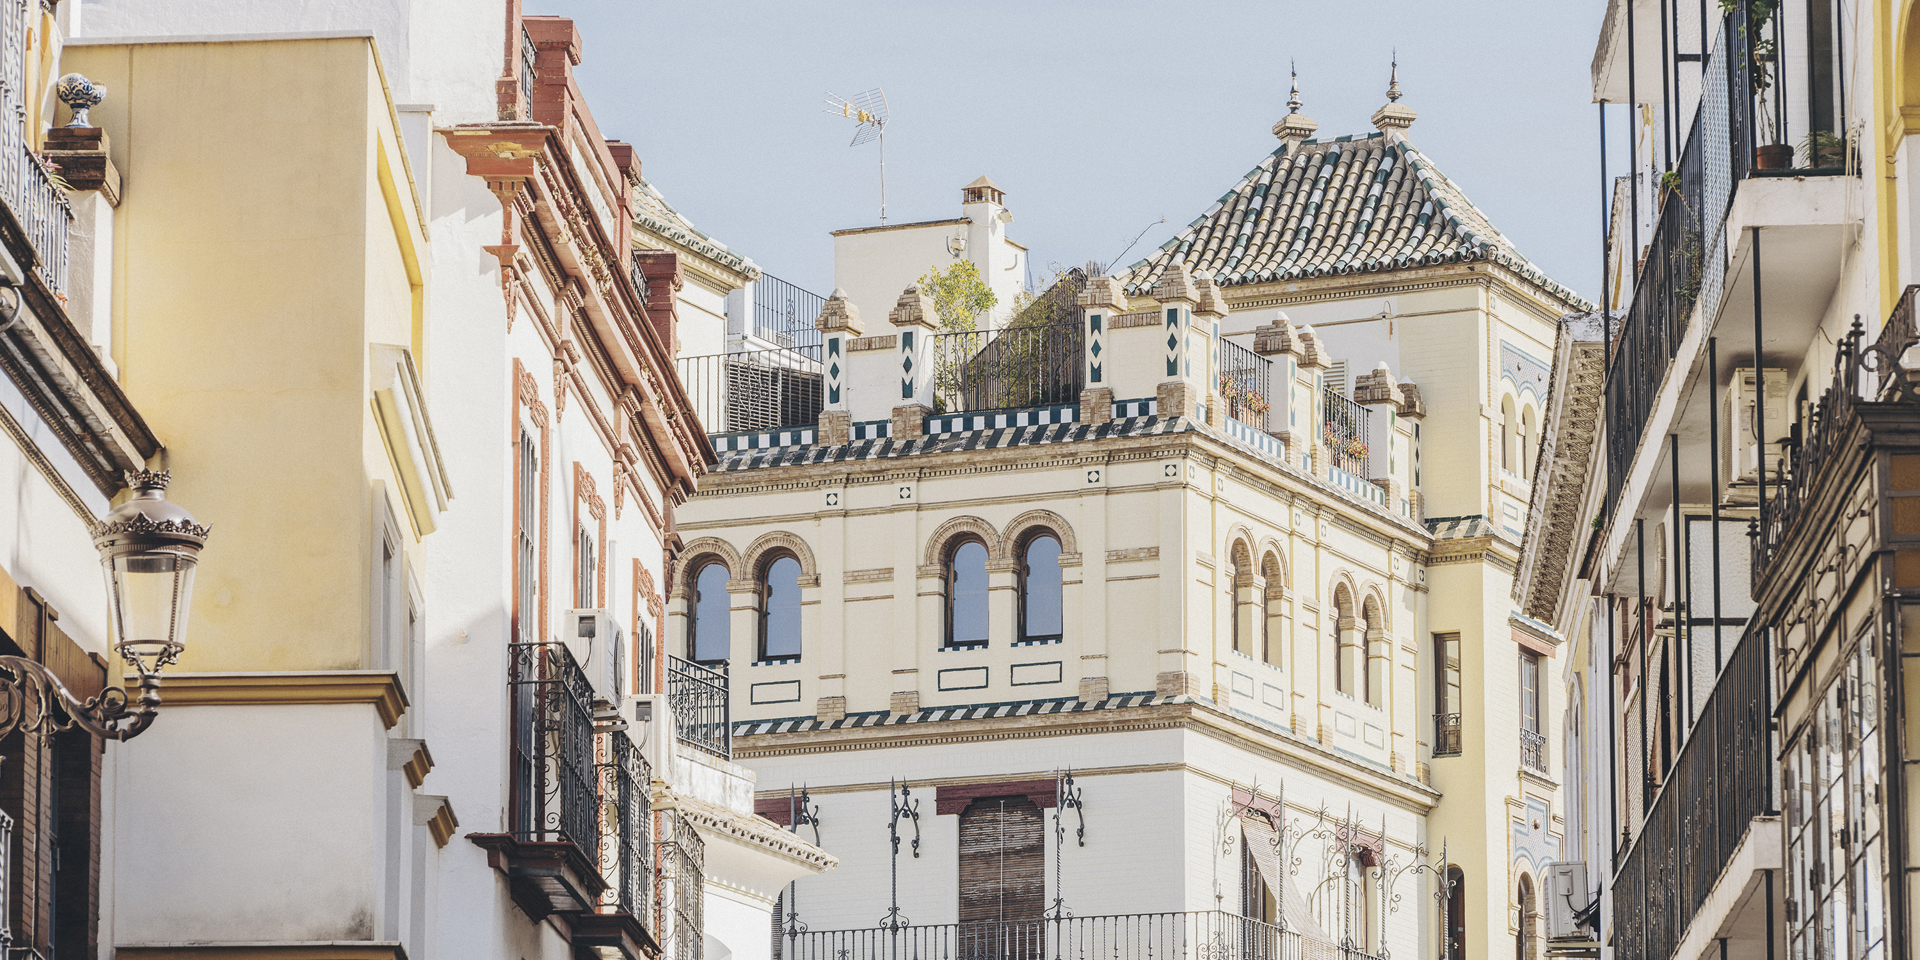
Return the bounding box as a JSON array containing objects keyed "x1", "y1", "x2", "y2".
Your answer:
[
  {"x1": 946, "y1": 539, "x2": 989, "y2": 647},
  {"x1": 759, "y1": 554, "x2": 802, "y2": 661},
  {"x1": 1435, "y1": 632, "x2": 1462, "y2": 756},
  {"x1": 690, "y1": 561, "x2": 730, "y2": 663},
  {"x1": 1018, "y1": 534, "x2": 1062, "y2": 643},
  {"x1": 576, "y1": 524, "x2": 596, "y2": 609},
  {"x1": 516, "y1": 431, "x2": 538, "y2": 642}
]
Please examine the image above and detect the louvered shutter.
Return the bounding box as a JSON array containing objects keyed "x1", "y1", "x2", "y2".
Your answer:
[{"x1": 957, "y1": 796, "x2": 1045, "y2": 925}]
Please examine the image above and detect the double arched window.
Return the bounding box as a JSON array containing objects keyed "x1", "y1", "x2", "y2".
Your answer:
[
  {"x1": 1017, "y1": 533, "x2": 1063, "y2": 643},
  {"x1": 945, "y1": 539, "x2": 990, "y2": 648},
  {"x1": 689, "y1": 561, "x2": 730, "y2": 664},
  {"x1": 759, "y1": 553, "x2": 803, "y2": 661}
]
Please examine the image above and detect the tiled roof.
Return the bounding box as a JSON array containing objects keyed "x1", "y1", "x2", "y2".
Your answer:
[
  {"x1": 1121, "y1": 133, "x2": 1589, "y2": 308},
  {"x1": 631, "y1": 178, "x2": 761, "y2": 280}
]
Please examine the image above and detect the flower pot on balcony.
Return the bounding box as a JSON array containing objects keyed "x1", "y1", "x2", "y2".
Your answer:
[{"x1": 1755, "y1": 144, "x2": 1794, "y2": 169}]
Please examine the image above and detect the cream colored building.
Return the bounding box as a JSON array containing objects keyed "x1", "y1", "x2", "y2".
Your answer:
[{"x1": 673, "y1": 80, "x2": 1582, "y2": 958}]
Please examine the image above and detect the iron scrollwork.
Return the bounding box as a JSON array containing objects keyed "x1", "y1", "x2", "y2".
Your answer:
[{"x1": 879, "y1": 778, "x2": 921, "y2": 932}]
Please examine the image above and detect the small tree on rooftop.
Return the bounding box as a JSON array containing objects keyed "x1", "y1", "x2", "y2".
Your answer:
[{"x1": 917, "y1": 260, "x2": 996, "y2": 333}]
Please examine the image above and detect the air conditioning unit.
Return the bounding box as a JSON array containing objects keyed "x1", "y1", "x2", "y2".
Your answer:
[
  {"x1": 566, "y1": 608, "x2": 625, "y2": 708},
  {"x1": 1544, "y1": 861, "x2": 1594, "y2": 940},
  {"x1": 1721, "y1": 368, "x2": 1790, "y2": 484}
]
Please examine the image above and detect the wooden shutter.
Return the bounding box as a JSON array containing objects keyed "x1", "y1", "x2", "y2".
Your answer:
[{"x1": 957, "y1": 795, "x2": 1044, "y2": 924}]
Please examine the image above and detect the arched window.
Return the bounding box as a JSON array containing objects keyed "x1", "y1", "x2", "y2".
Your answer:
[
  {"x1": 1333, "y1": 586, "x2": 1356, "y2": 696},
  {"x1": 1445, "y1": 866, "x2": 1467, "y2": 960},
  {"x1": 1261, "y1": 552, "x2": 1285, "y2": 667},
  {"x1": 1228, "y1": 553, "x2": 1244, "y2": 655},
  {"x1": 1516, "y1": 873, "x2": 1537, "y2": 960},
  {"x1": 1362, "y1": 597, "x2": 1382, "y2": 708},
  {"x1": 690, "y1": 561, "x2": 730, "y2": 663},
  {"x1": 946, "y1": 539, "x2": 989, "y2": 647},
  {"x1": 1521, "y1": 405, "x2": 1538, "y2": 476},
  {"x1": 1018, "y1": 534, "x2": 1063, "y2": 643},
  {"x1": 759, "y1": 553, "x2": 802, "y2": 661},
  {"x1": 1500, "y1": 396, "x2": 1517, "y2": 471}
]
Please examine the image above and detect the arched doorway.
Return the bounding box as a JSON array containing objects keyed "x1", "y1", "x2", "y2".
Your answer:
[
  {"x1": 1445, "y1": 866, "x2": 1466, "y2": 960},
  {"x1": 1516, "y1": 873, "x2": 1537, "y2": 960}
]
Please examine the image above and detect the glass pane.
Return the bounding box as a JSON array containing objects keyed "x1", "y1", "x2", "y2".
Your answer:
[
  {"x1": 949, "y1": 541, "x2": 988, "y2": 645},
  {"x1": 692, "y1": 562, "x2": 731, "y2": 662},
  {"x1": 1022, "y1": 536, "x2": 1063, "y2": 639},
  {"x1": 762, "y1": 556, "x2": 802, "y2": 659}
]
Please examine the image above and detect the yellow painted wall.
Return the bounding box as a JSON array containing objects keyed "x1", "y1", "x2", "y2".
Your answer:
[{"x1": 66, "y1": 37, "x2": 426, "y2": 672}]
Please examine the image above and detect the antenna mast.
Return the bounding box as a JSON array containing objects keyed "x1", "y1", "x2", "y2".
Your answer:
[{"x1": 826, "y1": 88, "x2": 890, "y2": 224}]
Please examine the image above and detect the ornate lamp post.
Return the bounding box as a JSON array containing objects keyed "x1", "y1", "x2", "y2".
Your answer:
[{"x1": 0, "y1": 470, "x2": 207, "y2": 741}]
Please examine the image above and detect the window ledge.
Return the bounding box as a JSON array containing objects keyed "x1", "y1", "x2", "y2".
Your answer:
[
  {"x1": 940, "y1": 642, "x2": 989, "y2": 653},
  {"x1": 752, "y1": 657, "x2": 801, "y2": 667},
  {"x1": 1011, "y1": 637, "x2": 1060, "y2": 647}
]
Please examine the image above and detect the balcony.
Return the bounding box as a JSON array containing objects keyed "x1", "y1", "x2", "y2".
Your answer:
[
  {"x1": 658, "y1": 811, "x2": 706, "y2": 960},
  {"x1": 675, "y1": 345, "x2": 823, "y2": 438},
  {"x1": 1612, "y1": 625, "x2": 1773, "y2": 960},
  {"x1": 782, "y1": 911, "x2": 1302, "y2": 960},
  {"x1": 930, "y1": 320, "x2": 1084, "y2": 415},
  {"x1": 472, "y1": 642, "x2": 607, "y2": 917},
  {"x1": 668, "y1": 654, "x2": 731, "y2": 760},
  {"x1": 1322, "y1": 388, "x2": 1371, "y2": 477},
  {"x1": 1519, "y1": 728, "x2": 1548, "y2": 774},
  {"x1": 573, "y1": 729, "x2": 658, "y2": 960},
  {"x1": 1753, "y1": 287, "x2": 1920, "y2": 588},
  {"x1": 752, "y1": 274, "x2": 825, "y2": 351},
  {"x1": 1218, "y1": 336, "x2": 1273, "y2": 429},
  {"x1": 1433, "y1": 712, "x2": 1462, "y2": 758}
]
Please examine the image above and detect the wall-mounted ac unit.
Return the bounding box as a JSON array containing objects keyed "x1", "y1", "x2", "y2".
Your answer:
[
  {"x1": 1544, "y1": 860, "x2": 1593, "y2": 940},
  {"x1": 566, "y1": 608, "x2": 625, "y2": 708},
  {"x1": 1721, "y1": 368, "x2": 1789, "y2": 484}
]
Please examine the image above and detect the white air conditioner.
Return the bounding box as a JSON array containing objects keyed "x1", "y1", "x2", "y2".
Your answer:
[
  {"x1": 566, "y1": 608, "x2": 625, "y2": 708},
  {"x1": 1721, "y1": 368, "x2": 1790, "y2": 484},
  {"x1": 1544, "y1": 860, "x2": 1593, "y2": 940}
]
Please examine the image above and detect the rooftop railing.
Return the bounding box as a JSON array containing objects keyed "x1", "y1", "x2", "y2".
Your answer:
[
  {"x1": 508, "y1": 642, "x2": 599, "y2": 863},
  {"x1": 752, "y1": 274, "x2": 825, "y2": 351},
  {"x1": 675, "y1": 345, "x2": 823, "y2": 436},
  {"x1": 782, "y1": 911, "x2": 1303, "y2": 960},
  {"x1": 667, "y1": 654, "x2": 730, "y2": 760},
  {"x1": 1219, "y1": 336, "x2": 1272, "y2": 430},
  {"x1": 1322, "y1": 388, "x2": 1371, "y2": 476},
  {"x1": 931, "y1": 321, "x2": 1084, "y2": 415}
]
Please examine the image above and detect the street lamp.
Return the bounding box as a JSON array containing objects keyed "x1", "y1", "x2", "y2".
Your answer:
[{"x1": 0, "y1": 469, "x2": 207, "y2": 742}]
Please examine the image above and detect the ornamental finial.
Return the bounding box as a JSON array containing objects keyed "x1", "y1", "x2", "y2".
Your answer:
[
  {"x1": 1387, "y1": 51, "x2": 1402, "y2": 102},
  {"x1": 1287, "y1": 61, "x2": 1303, "y2": 115},
  {"x1": 56, "y1": 73, "x2": 105, "y2": 129}
]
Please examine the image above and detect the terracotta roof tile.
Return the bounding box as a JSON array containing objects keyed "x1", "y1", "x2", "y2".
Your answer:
[{"x1": 1121, "y1": 133, "x2": 1588, "y2": 308}]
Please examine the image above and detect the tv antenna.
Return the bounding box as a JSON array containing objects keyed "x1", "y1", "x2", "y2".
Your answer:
[{"x1": 826, "y1": 88, "x2": 890, "y2": 224}]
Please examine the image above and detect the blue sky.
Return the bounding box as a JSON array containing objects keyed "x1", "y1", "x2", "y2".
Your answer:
[{"x1": 535, "y1": 1, "x2": 1612, "y2": 303}]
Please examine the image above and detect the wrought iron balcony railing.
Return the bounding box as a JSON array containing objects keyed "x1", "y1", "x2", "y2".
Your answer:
[
  {"x1": 781, "y1": 911, "x2": 1303, "y2": 960},
  {"x1": 0, "y1": 0, "x2": 69, "y2": 297},
  {"x1": 660, "y1": 810, "x2": 706, "y2": 960},
  {"x1": 931, "y1": 321, "x2": 1084, "y2": 415},
  {"x1": 667, "y1": 654, "x2": 730, "y2": 760},
  {"x1": 675, "y1": 345, "x2": 823, "y2": 437},
  {"x1": 509, "y1": 642, "x2": 599, "y2": 862},
  {"x1": 1612, "y1": 625, "x2": 1773, "y2": 960},
  {"x1": 1753, "y1": 287, "x2": 1920, "y2": 588},
  {"x1": 597, "y1": 727, "x2": 652, "y2": 921},
  {"x1": 1433, "y1": 712, "x2": 1462, "y2": 758},
  {"x1": 1519, "y1": 727, "x2": 1548, "y2": 773},
  {"x1": 753, "y1": 274, "x2": 825, "y2": 351},
  {"x1": 519, "y1": 26, "x2": 537, "y2": 117},
  {"x1": 1322, "y1": 388, "x2": 1371, "y2": 476},
  {"x1": 1219, "y1": 336, "x2": 1272, "y2": 429}
]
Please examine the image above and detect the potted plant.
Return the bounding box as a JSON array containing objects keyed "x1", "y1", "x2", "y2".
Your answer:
[{"x1": 1800, "y1": 130, "x2": 1853, "y2": 169}]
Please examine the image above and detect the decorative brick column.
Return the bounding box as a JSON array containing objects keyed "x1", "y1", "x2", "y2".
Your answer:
[
  {"x1": 1077, "y1": 276, "x2": 1126, "y2": 424},
  {"x1": 816, "y1": 288, "x2": 863, "y2": 446},
  {"x1": 1193, "y1": 276, "x2": 1228, "y2": 429},
  {"x1": 1152, "y1": 264, "x2": 1201, "y2": 420},
  {"x1": 889, "y1": 285, "x2": 936, "y2": 440}
]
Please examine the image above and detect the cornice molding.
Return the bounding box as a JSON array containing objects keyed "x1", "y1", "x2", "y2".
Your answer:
[{"x1": 139, "y1": 671, "x2": 408, "y2": 729}]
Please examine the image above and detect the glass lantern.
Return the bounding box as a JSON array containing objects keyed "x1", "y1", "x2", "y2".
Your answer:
[{"x1": 92, "y1": 470, "x2": 209, "y2": 673}]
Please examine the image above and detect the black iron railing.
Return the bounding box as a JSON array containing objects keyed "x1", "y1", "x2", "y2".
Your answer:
[
  {"x1": 668, "y1": 654, "x2": 730, "y2": 760},
  {"x1": 0, "y1": 0, "x2": 67, "y2": 295},
  {"x1": 783, "y1": 911, "x2": 1302, "y2": 960},
  {"x1": 509, "y1": 642, "x2": 599, "y2": 863},
  {"x1": 1219, "y1": 337, "x2": 1272, "y2": 428},
  {"x1": 1520, "y1": 728, "x2": 1548, "y2": 773},
  {"x1": 1433, "y1": 713, "x2": 1462, "y2": 758},
  {"x1": 1754, "y1": 288, "x2": 1920, "y2": 588},
  {"x1": 675, "y1": 345, "x2": 824, "y2": 436},
  {"x1": 630, "y1": 255, "x2": 648, "y2": 305},
  {"x1": 753, "y1": 274, "x2": 825, "y2": 351},
  {"x1": 661, "y1": 811, "x2": 706, "y2": 960},
  {"x1": 931, "y1": 321, "x2": 1084, "y2": 415},
  {"x1": 519, "y1": 26, "x2": 537, "y2": 116},
  {"x1": 1322, "y1": 388, "x2": 1371, "y2": 476},
  {"x1": 1613, "y1": 625, "x2": 1772, "y2": 960},
  {"x1": 598, "y1": 728, "x2": 652, "y2": 921}
]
